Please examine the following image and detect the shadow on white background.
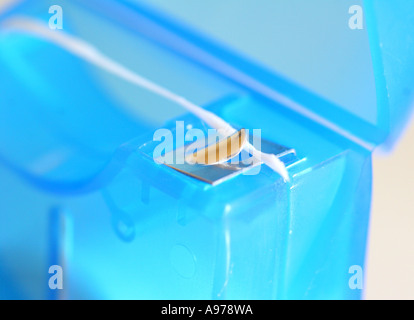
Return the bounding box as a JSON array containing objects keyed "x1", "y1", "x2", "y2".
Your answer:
[{"x1": 367, "y1": 118, "x2": 414, "y2": 300}]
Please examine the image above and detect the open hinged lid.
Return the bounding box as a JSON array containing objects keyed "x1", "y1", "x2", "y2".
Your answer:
[{"x1": 127, "y1": 0, "x2": 414, "y2": 151}]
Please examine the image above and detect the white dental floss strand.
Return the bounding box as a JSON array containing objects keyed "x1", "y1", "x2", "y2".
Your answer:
[{"x1": 1, "y1": 17, "x2": 290, "y2": 181}]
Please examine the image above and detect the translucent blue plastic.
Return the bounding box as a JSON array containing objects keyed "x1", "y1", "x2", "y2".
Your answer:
[
  {"x1": 132, "y1": 0, "x2": 414, "y2": 149},
  {"x1": 0, "y1": 0, "x2": 410, "y2": 300}
]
